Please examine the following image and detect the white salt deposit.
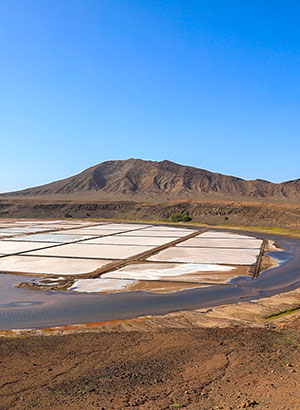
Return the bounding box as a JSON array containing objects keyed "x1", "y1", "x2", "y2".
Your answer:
[
  {"x1": 198, "y1": 231, "x2": 258, "y2": 240},
  {"x1": 86, "y1": 223, "x2": 151, "y2": 231},
  {"x1": 117, "y1": 230, "x2": 191, "y2": 238},
  {"x1": 27, "y1": 243, "x2": 154, "y2": 259},
  {"x1": 144, "y1": 226, "x2": 196, "y2": 232},
  {"x1": 0, "y1": 222, "x2": 264, "y2": 280},
  {"x1": 177, "y1": 237, "x2": 263, "y2": 249},
  {"x1": 0, "y1": 227, "x2": 53, "y2": 234},
  {"x1": 69, "y1": 278, "x2": 136, "y2": 293},
  {"x1": 5, "y1": 233, "x2": 97, "y2": 243},
  {"x1": 83, "y1": 236, "x2": 176, "y2": 246},
  {"x1": 148, "y1": 247, "x2": 259, "y2": 265},
  {"x1": 143, "y1": 228, "x2": 197, "y2": 236},
  {"x1": 31, "y1": 220, "x2": 64, "y2": 224},
  {"x1": 58, "y1": 228, "x2": 127, "y2": 236},
  {"x1": 0, "y1": 255, "x2": 112, "y2": 275},
  {"x1": 102, "y1": 263, "x2": 234, "y2": 281},
  {"x1": 0, "y1": 241, "x2": 56, "y2": 255}
]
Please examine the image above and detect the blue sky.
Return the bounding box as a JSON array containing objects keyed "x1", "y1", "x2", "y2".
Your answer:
[{"x1": 1, "y1": 1, "x2": 300, "y2": 192}]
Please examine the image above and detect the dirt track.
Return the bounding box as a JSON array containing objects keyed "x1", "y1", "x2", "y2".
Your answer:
[{"x1": 1, "y1": 318, "x2": 300, "y2": 410}]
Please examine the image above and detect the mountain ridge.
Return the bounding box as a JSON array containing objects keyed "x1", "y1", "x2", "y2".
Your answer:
[{"x1": 2, "y1": 158, "x2": 300, "y2": 201}]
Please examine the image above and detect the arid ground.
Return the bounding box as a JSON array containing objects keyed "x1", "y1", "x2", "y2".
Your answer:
[
  {"x1": 1, "y1": 314, "x2": 300, "y2": 410},
  {"x1": 2, "y1": 198, "x2": 300, "y2": 231}
]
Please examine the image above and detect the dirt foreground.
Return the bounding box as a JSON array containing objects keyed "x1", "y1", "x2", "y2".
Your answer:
[
  {"x1": 1, "y1": 317, "x2": 300, "y2": 410},
  {"x1": 2, "y1": 286, "x2": 300, "y2": 409}
]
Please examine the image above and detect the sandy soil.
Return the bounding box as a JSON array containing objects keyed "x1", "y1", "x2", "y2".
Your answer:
[
  {"x1": 2, "y1": 317, "x2": 300, "y2": 410},
  {"x1": 124, "y1": 279, "x2": 210, "y2": 293}
]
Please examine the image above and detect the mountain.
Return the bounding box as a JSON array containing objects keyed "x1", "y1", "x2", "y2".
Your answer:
[{"x1": 2, "y1": 158, "x2": 300, "y2": 201}]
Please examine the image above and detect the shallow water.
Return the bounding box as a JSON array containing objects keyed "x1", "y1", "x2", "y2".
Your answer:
[{"x1": 1, "y1": 230, "x2": 300, "y2": 329}]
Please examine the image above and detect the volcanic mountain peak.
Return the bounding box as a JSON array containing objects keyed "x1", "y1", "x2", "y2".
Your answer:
[{"x1": 1, "y1": 158, "x2": 300, "y2": 201}]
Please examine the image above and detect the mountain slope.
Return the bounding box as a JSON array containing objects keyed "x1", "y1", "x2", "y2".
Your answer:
[{"x1": 2, "y1": 158, "x2": 300, "y2": 201}]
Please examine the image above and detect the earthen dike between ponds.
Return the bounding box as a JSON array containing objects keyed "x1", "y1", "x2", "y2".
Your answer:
[{"x1": 0, "y1": 228, "x2": 299, "y2": 330}]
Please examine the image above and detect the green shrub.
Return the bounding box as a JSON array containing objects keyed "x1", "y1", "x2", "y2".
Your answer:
[{"x1": 170, "y1": 212, "x2": 192, "y2": 222}]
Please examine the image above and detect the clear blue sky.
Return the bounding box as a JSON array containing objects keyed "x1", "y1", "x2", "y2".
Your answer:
[{"x1": 1, "y1": 0, "x2": 300, "y2": 192}]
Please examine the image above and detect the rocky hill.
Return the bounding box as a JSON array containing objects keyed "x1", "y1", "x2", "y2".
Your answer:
[{"x1": 2, "y1": 158, "x2": 300, "y2": 201}]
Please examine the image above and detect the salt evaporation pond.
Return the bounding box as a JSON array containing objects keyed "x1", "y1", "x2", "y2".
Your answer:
[{"x1": 0, "y1": 232, "x2": 299, "y2": 329}]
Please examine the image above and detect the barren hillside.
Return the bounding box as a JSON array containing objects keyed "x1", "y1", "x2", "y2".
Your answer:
[{"x1": 2, "y1": 158, "x2": 300, "y2": 201}]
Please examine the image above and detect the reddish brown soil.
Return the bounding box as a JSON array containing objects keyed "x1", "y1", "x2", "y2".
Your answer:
[{"x1": 1, "y1": 319, "x2": 300, "y2": 409}]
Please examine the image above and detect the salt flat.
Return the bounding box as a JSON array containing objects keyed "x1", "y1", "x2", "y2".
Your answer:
[
  {"x1": 27, "y1": 243, "x2": 154, "y2": 259},
  {"x1": 83, "y1": 235, "x2": 176, "y2": 246},
  {"x1": 5, "y1": 233, "x2": 97, "y2": 243},
  {"x1": 0, "y1": 223, "x2": 82, "y2": 231},
  {"x1": 69, "y1": 278, "x2": 137, "y2": 293},
  {"x1": 85, "y1": 223, "x2": 150, "y2": 231},
  {"x1": 0, "y1": 221, "x2": 264, "y2": 293},
  {"x1": 35, "y1": 225, "x2": 90, "y2": 231},
  {"x1": 143, "y1": 228, "x2": 197, "y2": 236},
  {"x1": 0, "y1": 227, "x2": 54, "y2": 234},
  {"x1": 177, "y1": 237, "x2": 263, "y2": 249},
  {"x1": 68, "y1": 277, "x2": 207, "y2": 293},
  {"x1": 102, "y1": 262, "x2": 235, "y2": 283},
  {"x1": 0, "y1": 255, "x2": 112, "y2": 275},
  {"x1": 144, "y1": 226, "x2": 197, "y2": 232},
  {"x1": 148, "y1": 247, "x2": 259, "y2": 265},
  {"x1": 198, "y1": 231, "x2": 258, "y2": 240},
  {"x1": 55, "y1": 228, "x2": 125, "y2": 236},
  {"x1": 3, "y1": 219, "x2": 93, "y2": 226},
  {"x1": 117, "y1": 230, "x2": 193, "y2": 238},
  {"x1": 0, "y1": 241, "x2": 56, "y2": 255}
]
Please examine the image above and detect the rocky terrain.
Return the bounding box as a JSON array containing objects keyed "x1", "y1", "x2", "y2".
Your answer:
[
  {"x1": 2, "y1": 158, "x2": 300, "y2": 201},
  {"x1": 2, "y1": 159, "x2": 300, "y2": 229},
  {"x1": 1, "y1": 198, "x2": 300, "y2": 229},
  {"x1": 1, "y1": 318, "x2": 300, "y2": 409}
]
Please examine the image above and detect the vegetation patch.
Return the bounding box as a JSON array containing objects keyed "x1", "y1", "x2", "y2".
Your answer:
[
  {"x1": 266, "y1": 305, "x2": 300, "y2": 320},
  {"x1": 169, "y1": 211, "x2": 192, "y2": 222}
]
